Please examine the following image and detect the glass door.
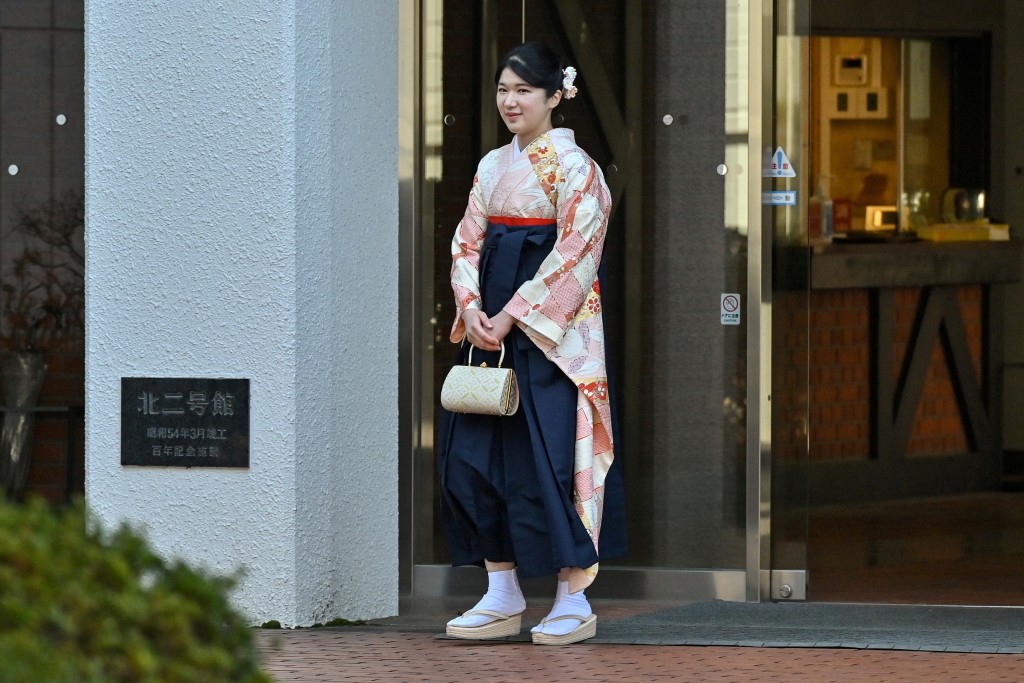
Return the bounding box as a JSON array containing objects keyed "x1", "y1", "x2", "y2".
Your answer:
[
  {"x1": 795, "y1": 1, "x2": 1024, "y2": 606},
  {"x1": 768, "y1": 0, "x2": 812, "y2": 602},
  {"x1": 400, "y1": 0, "x2": 811, "y2": 603}
]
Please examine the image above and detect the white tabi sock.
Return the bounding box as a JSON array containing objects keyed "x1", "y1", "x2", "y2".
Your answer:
[
  {"x1": 446, "y1": 569, "x2": 526, "y2": 629},
  {"x1": 531, "y1": 580, "x2": 592, "y2": 636}
]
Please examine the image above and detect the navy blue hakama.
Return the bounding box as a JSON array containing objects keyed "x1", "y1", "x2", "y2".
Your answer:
[{"x1": 439, "y1": 219, "x2": 626, "y2": 580}]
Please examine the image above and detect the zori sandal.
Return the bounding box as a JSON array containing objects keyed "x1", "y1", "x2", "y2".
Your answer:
[
  {"x1": 530, "y1": 613, "x2": 597, "y2": 645},
  {"x1": 445, "y1": 609, "x2": 523, "y2": 640}
]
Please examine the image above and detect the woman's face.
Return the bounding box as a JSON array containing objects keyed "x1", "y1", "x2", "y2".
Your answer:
[{"x1": 496, "y1": 67, "x2": 561, "y2": 147}]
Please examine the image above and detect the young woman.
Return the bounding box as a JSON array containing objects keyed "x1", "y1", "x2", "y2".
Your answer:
[{"x1": 438, "y1": 42, "x2": 626, "y2": 646}]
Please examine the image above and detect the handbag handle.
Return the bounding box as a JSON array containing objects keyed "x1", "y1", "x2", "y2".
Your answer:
[{"x1": 467, "y1": 342, "x2": 506, "y2": 368}]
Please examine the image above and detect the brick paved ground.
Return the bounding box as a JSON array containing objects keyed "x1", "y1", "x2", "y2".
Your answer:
[{"x1": 255, "y1": 629, "x2": 1024, "y2": 682}]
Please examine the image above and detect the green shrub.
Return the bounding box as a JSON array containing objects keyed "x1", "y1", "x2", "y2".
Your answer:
[{"x1": 0, "y1": 498, "x2": 271, "y2": 683}]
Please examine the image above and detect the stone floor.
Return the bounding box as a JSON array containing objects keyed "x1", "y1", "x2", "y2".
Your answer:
[
  {"x1": 255, "y1": 627, "x2": 1024, "y2": 682},
  {"x1": 809, "y1": 492, "x2": 1024, "y2": 605},
  {"x1": 256, "y1": 596, "x2": 1024, "y2": 682},
  {"x1": 257, "y1": 492, "x2": 1024, "y2": 681}
]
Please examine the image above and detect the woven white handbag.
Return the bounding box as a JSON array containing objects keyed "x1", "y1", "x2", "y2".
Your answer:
[{"x1": 440, "y1": 343, "x2": 520, "y2": 416}]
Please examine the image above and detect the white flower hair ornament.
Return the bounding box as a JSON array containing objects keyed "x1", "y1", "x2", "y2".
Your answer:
[{"x1": 562, "y1": 66, "x2": 578, "y2": 99}]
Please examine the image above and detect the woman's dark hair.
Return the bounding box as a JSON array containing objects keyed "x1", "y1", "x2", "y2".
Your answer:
[{"x1": 494, "y1": 42, "x2": 567, "y2": 100}]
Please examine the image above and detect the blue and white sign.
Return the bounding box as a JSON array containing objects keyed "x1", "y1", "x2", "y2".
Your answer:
[
  {"x1": 762, "y1": 191, "x2": 798, "y2": 206},
  {"x1": 721, "y1": 293, "x2": 741, "y2": 326}
]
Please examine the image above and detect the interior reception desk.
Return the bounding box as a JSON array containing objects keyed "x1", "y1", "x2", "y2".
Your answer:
[{"x1": 774, "y1": 238, "x2": 1022, "y2": 504}]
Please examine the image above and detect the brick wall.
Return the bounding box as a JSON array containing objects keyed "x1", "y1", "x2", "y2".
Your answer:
[
  {"x1": 808, "y1": 289, "x2": 873, "y2": 460},
  {"x1": 20, "y1": 348, "x2": 84, "y2": 503},
  {"x1": 782, "y1": 285, "x2": 984, "y2": 463},
  {"x1": 895, "y1": 287, "x2": 981, "y2": 456}
]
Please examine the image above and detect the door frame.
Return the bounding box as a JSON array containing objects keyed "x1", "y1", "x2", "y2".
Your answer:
[{"x1": 397, "y1": 0, "x2": 805, "y2": 604}]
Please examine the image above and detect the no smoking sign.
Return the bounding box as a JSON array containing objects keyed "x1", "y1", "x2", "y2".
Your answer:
[{"x1": 721, "y1": 293, "x2": 741, "y2": 325}]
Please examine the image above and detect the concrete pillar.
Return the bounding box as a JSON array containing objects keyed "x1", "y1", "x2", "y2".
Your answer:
[{"x1": 84, "y1": 0, "x2": 398, "y2": 625}]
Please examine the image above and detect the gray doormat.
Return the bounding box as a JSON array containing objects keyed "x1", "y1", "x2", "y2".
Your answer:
[{"x1": 587, "y1": 601, "x2": 1024, "y2": 653}]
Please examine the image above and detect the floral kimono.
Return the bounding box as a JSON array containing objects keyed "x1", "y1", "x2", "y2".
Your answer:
[{"x1": 445, "y1": 127, "x2": 619, "y2": 592}]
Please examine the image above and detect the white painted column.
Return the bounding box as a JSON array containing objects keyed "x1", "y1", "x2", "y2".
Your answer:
[{"x1": 85, "y1": 0, "x2": 398, "y2": 625}]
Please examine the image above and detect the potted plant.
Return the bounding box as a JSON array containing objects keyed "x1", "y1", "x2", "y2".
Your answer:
[{"x1": 0, "y1": 191, "x2": 84, "y2": 500}]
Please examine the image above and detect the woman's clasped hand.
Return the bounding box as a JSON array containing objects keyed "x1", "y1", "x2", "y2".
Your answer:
[{"x1": 461, "y1": 309, "x2": 515, "y2": 351}]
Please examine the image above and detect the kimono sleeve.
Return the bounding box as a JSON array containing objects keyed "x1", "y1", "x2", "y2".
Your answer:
[
  {"x1": 502, "y1": 154, "x2": 612, "y2": 346},
  {"x1": 449, "y1": 163, "x2": 489, "y2": 343}
]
